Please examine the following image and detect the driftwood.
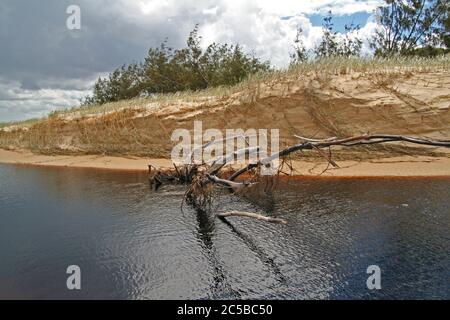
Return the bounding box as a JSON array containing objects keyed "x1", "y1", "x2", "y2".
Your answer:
[
  {"x1": 229, "y1": 134, "x2": 450, "y2": 181},
  {"x1": 150, "y1": 134, "x2": 450, "y2": 224},
  {"x1": 205, "y1": 173, "x2": 255, "y2": 190},
  {"x1": 217, "y1": 211, "x2": 287, "y2": 224}
]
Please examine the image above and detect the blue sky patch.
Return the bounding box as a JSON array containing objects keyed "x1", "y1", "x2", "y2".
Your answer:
[{"x1": 282, "y1": 12, "x2": 373, "y2": 33}]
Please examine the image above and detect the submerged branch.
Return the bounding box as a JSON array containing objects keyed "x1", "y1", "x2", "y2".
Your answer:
[
  {"x1": 205, "y1": 173, "x2": 255, "y2": 190},
  {"x1": 217, "y1": 211, "x2": 287, "y2": 225}
]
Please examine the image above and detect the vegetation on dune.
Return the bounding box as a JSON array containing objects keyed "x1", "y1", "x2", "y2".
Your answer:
[
  {"x1": 372, "y1": 0, "x2": 449, "y2": 57},
  {"x1": 1, "y1": 54, "x2": 448, "y2": 126},
  {"x1": 0, "y1": 118, "x2": 42, "y2": 130},
  {"x1": 16, "y1": 54, "x2": 441, "y2": 122},
  {"x1": 0, "y1": 0, "x2": 448, "y2": 128},
  {"x1": 313, "y1": 11, "x2": 363, "y2": 59},
  {"x1": 80, "y1": 0, "x2": 448, "y2": 108},
  {"x1": 81, "y1": 25, "x2": 271, "y2": 106}
]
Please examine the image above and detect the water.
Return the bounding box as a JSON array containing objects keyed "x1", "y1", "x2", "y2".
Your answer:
[{"x1": 0, "y1": 164, "x2": 449, "y2": 299}]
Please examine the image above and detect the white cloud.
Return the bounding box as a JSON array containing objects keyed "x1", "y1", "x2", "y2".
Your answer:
[
  {"x1": 357, "y1": 18, "x2": 380, "y2": 56},
  {"x1": 198, "y1": 12, "x2": 322, "y2": 67},
  {"x1": 112, "y1": 0, "x2": 384, "y2": 61},
  {"x1": 256, "y1": 0, "x2": 382, "y2": 15},
  {"x1": 202, "y1": 6, "x2": 219, "y2": 16},
  {"x1": 192, "y1": 0, "x2": 381, "y2": 66},
  {"x1": 0, "y1": 78, "x2": 91, "y2": 121},
  {"x1": 132, "y1": 0, "x2": 382, "y2": 18}
]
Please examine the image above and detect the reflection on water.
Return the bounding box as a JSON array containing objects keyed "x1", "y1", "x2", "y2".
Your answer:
[{"x1": 0, "y1": 164, "x2": 449, "y2": 299}]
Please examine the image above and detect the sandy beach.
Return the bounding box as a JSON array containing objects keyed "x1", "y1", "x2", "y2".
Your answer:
[{"x1": 1, "y1": 148, "x2": 449, "y2": 177}]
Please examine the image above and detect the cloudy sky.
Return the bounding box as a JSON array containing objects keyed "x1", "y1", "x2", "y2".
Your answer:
[{"x1": 0, "y1": 0, "x2": 383, "y2": 122}]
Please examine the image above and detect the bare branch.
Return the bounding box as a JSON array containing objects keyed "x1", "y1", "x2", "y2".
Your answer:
[
  {"x1": 229, "y1": 134, "x2": 450, "y2": 181},
  {"x1": 217, "y1": 211, "x2": 287, "y2": 224},
  {"x1": 205, "y1": 173, "x2": 256, "y2": 190}
]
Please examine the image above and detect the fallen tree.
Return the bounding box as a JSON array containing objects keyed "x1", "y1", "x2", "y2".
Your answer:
[{"x1": 149, "y1": 134, "x2": 450, "y2": 224}]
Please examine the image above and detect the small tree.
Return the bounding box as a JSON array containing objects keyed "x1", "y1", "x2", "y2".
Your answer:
[
  {"x1": 372, "y1": 0, "x2": 449, "y2": 56},
  {"x1": 339, "y1": 23, "x2": 363, "y2": 57},
  {"x1": 290, "y1": 26, "x2": 308, "y2": 64},
  {"x1": 314, "y1": 11, "x2": 362, "y2": 58},
  {"x1": 438, "y1": 4, "x2": 450, "y2": 48},
  {"x1": 83, "y1": 63, "x2": 143, "y2": 105},
  {"x1": 315, "y1": 12, "x2": 340, "y2": 58},
  {"x1": 83, "y1": 25, "x2": 270, "y2": 105}
]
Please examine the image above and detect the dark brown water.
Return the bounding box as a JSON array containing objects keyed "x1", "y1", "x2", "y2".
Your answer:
[{"x1": 0, "y1": 164, "x2": 449, "y2": 299}]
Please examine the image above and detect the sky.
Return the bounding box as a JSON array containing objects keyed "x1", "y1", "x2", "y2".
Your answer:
[{"x1": 0, "y1": 0, "x2": 383, "y2": 122}]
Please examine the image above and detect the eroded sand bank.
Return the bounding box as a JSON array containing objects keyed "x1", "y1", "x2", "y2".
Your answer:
[{"x1": 1, "y1": 149, "x2": 450, "y2": 177}]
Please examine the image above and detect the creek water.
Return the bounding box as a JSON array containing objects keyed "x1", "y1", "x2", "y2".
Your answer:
[{"x1": 0, "y1": 164, "x2": 449, "y2": 299}]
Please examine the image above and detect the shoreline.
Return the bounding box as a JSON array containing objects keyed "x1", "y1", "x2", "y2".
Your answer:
[{"x1": 1, "y1": 149, "x2": 450, "y2": 177}]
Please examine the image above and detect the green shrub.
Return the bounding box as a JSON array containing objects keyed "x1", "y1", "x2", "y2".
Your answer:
[{"x1": 83, "y1": 25, "x2": 270, "y2": 105}]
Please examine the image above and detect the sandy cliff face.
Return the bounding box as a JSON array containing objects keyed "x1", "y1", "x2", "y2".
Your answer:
[{"x1": 1, "y1": 70, "x2": 449, "y2": 158}]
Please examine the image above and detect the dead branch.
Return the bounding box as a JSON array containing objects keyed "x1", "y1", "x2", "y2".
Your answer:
[
  {"x1": 207, "y1": 146, "x2": 260, "y2": 176},
  {"x1": 294, "y1": 135, "x2": 337, "y2": 142},
  {"x1": 151, "y1": 133, "x2": 450, "y2": 225},
  {"x1": 217, "y1": 211, "x2": 287, "y2": 225},
  {"x1": 205, "y1": 173, "x2": 256, "y2": 190},
  {"x1": 229, "y1": 134, "x2": 450, "y2": 181},
  {"x1": 188, "y1": 133, "x2": 263, "y2": 164}
]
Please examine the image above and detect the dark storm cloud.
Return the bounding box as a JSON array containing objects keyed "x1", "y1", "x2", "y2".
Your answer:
[
  {"x1": 0, "y1": 0, "x2": 204, "y2": 121},
  {"x1": 0, "y1": 0, "x2": 190, "y2": 88}
]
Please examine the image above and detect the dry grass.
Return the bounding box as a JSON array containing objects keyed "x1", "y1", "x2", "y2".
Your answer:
[{"x1": 0, "y1": 118, "x2": 42, "y2": 129}]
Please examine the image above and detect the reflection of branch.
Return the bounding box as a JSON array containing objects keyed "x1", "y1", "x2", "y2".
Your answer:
[
  {"x1": 193, "y1": 208, "x2": 241, "y2": 298},
  {"x1": 218, "y1": 216, "x2": 286, "y2": 283}
]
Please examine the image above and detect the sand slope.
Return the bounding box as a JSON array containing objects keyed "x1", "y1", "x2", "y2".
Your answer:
[{"x1": 0, "y1": 67, "x2": 449, "y2": 175}]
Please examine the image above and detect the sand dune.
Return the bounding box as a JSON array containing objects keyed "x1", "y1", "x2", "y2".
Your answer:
[{"x1": 1, "y1": 64, "x2": 449, "y2": 175}]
